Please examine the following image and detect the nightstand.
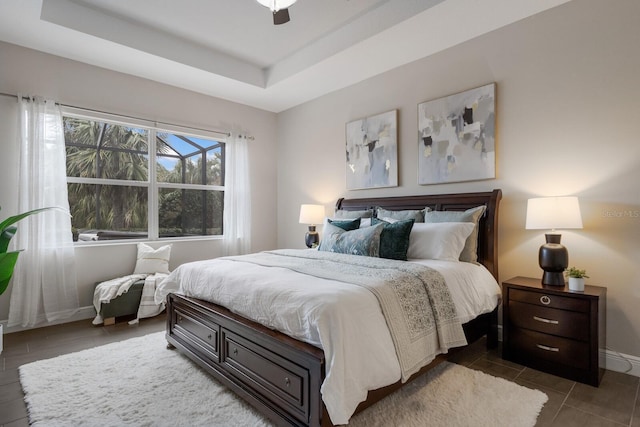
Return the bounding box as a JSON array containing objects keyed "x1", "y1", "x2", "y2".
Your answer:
[{"x1": 502, "y1": 276, "x2": 606, "y2": 386}]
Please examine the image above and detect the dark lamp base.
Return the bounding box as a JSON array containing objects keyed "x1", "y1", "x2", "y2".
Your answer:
[
  {"x1": 538, "y1": 233, "x2": 568, "y2": 286},
  {"x1": 305, "y1": 225, "x2": 319, "y2": 248},
  {"x1": 541, "y1": 271, "x2": 566, "y2": 286}
]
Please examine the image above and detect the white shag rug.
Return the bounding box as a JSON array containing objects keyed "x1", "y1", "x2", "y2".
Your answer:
[{"x1": 20, "y1": 332, "x2": 547, "y2": 427}]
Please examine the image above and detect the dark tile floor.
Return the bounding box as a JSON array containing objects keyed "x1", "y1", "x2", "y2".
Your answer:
[
  {"x1": 449, "y1": 338, "x2": 640, "y2": 427},
  {"x1": 1, "y1": 316, "x2": 638, "y2": 426}
]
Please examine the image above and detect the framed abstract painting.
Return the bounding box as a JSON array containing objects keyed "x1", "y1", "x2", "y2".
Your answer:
[
  {"x1": 417, "y1": 83, "x2": 496, "y2": 185},
  {"x1": 345, "y1": 110, "x2": 398, "y2": 190}
]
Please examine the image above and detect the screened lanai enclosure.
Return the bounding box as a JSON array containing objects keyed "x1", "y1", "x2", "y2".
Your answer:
[{"x1": 63, "y1": 116, "x2": 225, "y2": 242}]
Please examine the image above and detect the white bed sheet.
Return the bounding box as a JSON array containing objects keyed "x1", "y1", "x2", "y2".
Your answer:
[{"x1": 155, "y1": 254, "x2": 500, "y2": 425}]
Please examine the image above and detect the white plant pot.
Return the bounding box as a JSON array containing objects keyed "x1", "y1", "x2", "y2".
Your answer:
[{"x1": 568, "y1": 277, "x2": 585, "y2": 291}]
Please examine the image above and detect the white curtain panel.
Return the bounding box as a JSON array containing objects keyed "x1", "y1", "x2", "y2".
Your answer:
[
  {"x1": 222, "y1": 134, "x2": 252, "y2": 256},
  {"x1": 8, "y1": 97, "x2": 79, "y2": 327}
]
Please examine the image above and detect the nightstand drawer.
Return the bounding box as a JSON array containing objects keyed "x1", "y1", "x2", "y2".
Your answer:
[
  {"x1": 509, "y1": 327, "x2": 589, "y2": 369},
  {"x1": 508, "y1": 300, "x2": 589, "y2": 341},
  {"x1": 510, "y1": 288, "x2": 590, "y2": 312}
]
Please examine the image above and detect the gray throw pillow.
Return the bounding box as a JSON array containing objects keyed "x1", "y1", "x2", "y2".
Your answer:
[
  {"x1": 376, "y1": 207, "x2": 429, "y2": 223},
  {"x1": 333, "y1": 209, "x2": 373, "y2": 219},
  {"x1": 423, "y1": 205, "x2": 486, "y2": 263}
]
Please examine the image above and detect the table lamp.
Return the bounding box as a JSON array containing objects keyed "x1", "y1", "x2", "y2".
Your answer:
[
  {"x1": 525, "y1": 196, "x2": 583, "y2": 286},
  {"x1": 299, "y1": 204, "x2": 325, "y2": 248}
]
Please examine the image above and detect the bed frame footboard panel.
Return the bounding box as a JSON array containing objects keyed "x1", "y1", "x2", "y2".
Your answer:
[{"x1": 166, "y1": 293, "x2": 327, "y2": 427}]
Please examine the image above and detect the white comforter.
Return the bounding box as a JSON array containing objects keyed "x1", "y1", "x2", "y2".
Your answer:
[{"x1": 155, "y1": 253, "x2": 500, "y2": 425}]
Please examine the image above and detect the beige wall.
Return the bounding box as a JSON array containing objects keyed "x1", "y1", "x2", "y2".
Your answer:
[
  {"x1": 277, "y1": 0, "x2": 640, "y2": 358},
  {"x1": 0, "y1": 42, "x2": 278, "y2": 322}
]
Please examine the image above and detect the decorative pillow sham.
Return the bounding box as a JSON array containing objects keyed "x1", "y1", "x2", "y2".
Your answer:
[
  {"x1": 406, "y1": 222, "x2": 475, "y2": 262},
  {"x1": 333, "y1": 209, "x2": 373, "y2": 219},
  {"x1": 371, "y1": 218, "x2": 415, "y2": 261},
  {"x1": 423, "y1": 205, "x2": 486, "y2": 263},
  {"x1": 327, "y1": 217, "x2": 361, "y2": 231},
  {"x1": 133, "y1": 242, "x2": 172, "y2": 274},
  {"x1": 318, "y1": 222, "x2": 384, "y2": 257},
  {"x1": 376, "y1": 207, "x2": 430, "y2": 222}
]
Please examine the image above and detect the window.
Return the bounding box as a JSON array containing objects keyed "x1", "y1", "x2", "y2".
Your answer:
[{"x1": 63, "y1": 110, "x2": 226, "y2": 242}]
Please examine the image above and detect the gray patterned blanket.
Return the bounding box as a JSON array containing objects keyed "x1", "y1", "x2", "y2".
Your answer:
[{"x1": 227, "y1": 249, "x2": 467, "y2": 381}]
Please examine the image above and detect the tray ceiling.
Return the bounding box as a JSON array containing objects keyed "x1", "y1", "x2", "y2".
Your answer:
[{"x1": 0, "y1": 0, "x2": 570, "y2": 112}]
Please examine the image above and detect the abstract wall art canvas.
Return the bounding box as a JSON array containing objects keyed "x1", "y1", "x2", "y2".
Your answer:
[
  {"x1": 345, "y1": 110, "x2": 398, "y2": 190},
  {"x1": 417, "y1": 83, "x2": 496, "y2": 185}
]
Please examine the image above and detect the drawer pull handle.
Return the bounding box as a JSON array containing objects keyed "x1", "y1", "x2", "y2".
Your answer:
[
  {"x1": 207, "y1": 334, "x2": 212, "y2": 340},
  {"x1": 177, "y1": 315, "x2": 183, "y2": 322},
  {"x1": 284, "y1": 377, "x2": 291, "y2": 387},
  {"x1": 233, "y1": 347, "x2": 238, "y2": 356},
  {"x1": 540, "y1": 296, "x2": 551, "y2": 305},
  {"x1": 536, "y1": 344, "x2": 560, "y2": 352},
  {"x1": 533, "y1": 316, "x2": 559, "y2": 325}
]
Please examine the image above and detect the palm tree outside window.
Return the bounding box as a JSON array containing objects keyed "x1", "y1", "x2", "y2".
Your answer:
[{"x1": 63, "y1": 114, "x2": 225, "y2": 242}]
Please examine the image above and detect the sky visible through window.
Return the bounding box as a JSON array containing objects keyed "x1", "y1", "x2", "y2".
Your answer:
[{"x1": 157, "y1": 133, "x2": 221, "y2": 172}]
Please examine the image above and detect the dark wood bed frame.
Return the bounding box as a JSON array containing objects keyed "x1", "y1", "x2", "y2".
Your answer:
[{"x1": 165, "y1": 189, "x2": 502, "y2": 427}]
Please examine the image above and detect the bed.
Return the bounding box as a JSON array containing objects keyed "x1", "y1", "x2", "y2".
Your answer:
[{"x1": 160, "y1": 189, "x2": 502, "y2": 427}]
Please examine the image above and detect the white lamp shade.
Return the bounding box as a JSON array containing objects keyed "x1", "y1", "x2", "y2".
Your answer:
[
  {"x1": 299, "y1": 204, "x2": 325, "y2": 225},
  {"x1": 256, "y1": 0, "x2": 297, "y2": 11},
  {"x1": 525, "y1": 196, "x2": 583, "y2": 230}
]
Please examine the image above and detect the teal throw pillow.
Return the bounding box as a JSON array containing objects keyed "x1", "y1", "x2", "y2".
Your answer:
[
  {"x1": 327, "y1": 218, "x2": 361, "y2": 231},
  {"x1": 318, "y1": 222, "x2": 384, "y2": 257},
  {"x1": 372, "y1": 218, "x2": 415, "y2": 261}
]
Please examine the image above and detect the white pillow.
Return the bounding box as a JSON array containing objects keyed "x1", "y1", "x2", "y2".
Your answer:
[
  {"x1": 359, "y1": 217, "x2": 372, "y2": 227},
  {"x1": 133, "y1": 243, "x2": 172, "y2": 274},
  {"x1": 406, "y1": 222, "x2": 475, "y2": 261}
]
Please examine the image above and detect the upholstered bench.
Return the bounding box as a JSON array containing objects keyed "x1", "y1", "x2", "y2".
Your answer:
[{"x1": 96, "y1": 279, "x2": 145, "y2": 325}]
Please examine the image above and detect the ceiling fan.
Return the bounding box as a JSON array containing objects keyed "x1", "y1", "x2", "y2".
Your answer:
[{"x1": 256, "y1": 0, "x2": 297, "y2": 25}]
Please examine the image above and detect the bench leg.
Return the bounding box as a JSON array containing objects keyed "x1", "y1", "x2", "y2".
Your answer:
[{"x1": 103, "y1": 317, "x2": 116, "y2": 326}]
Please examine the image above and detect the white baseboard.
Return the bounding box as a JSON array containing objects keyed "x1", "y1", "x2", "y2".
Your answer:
[
  {"x1": 604, "y1": 349, "x2": 640, "y2": 378},
  {"x1": 1, "y1": 305, "x2": 95, "y2": 334}
]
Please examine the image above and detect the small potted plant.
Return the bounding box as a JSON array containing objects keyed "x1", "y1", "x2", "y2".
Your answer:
[{"x1": 565, "y1": 267, "x2": 589, "y2": 291}]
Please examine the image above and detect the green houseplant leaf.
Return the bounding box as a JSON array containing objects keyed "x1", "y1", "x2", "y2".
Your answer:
[
  {"x1": 0, "y1": 207, "x2": 55, "y2": 232},
  {"x1": 565, "y1": 266, "x2": 589, "y2": 279},
  {"x1": 0, "y1": 225, "x2": 17, "y2": 253},
  {"x1": 0, "y1": 206, "x2": 60, "y2": 296},
  {"x1": 0, "y1": 251, "x2": 19, "y2": 295}
]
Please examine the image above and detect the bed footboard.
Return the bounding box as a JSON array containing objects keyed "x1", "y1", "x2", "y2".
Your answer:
[{"x1": 166, "y1": 293, "x2": 327, "y2": 427}]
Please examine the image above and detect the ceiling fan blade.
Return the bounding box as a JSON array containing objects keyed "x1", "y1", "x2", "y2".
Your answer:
[{"x1": 273, "y1": 8, "x2": 290, "y2": 25}]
